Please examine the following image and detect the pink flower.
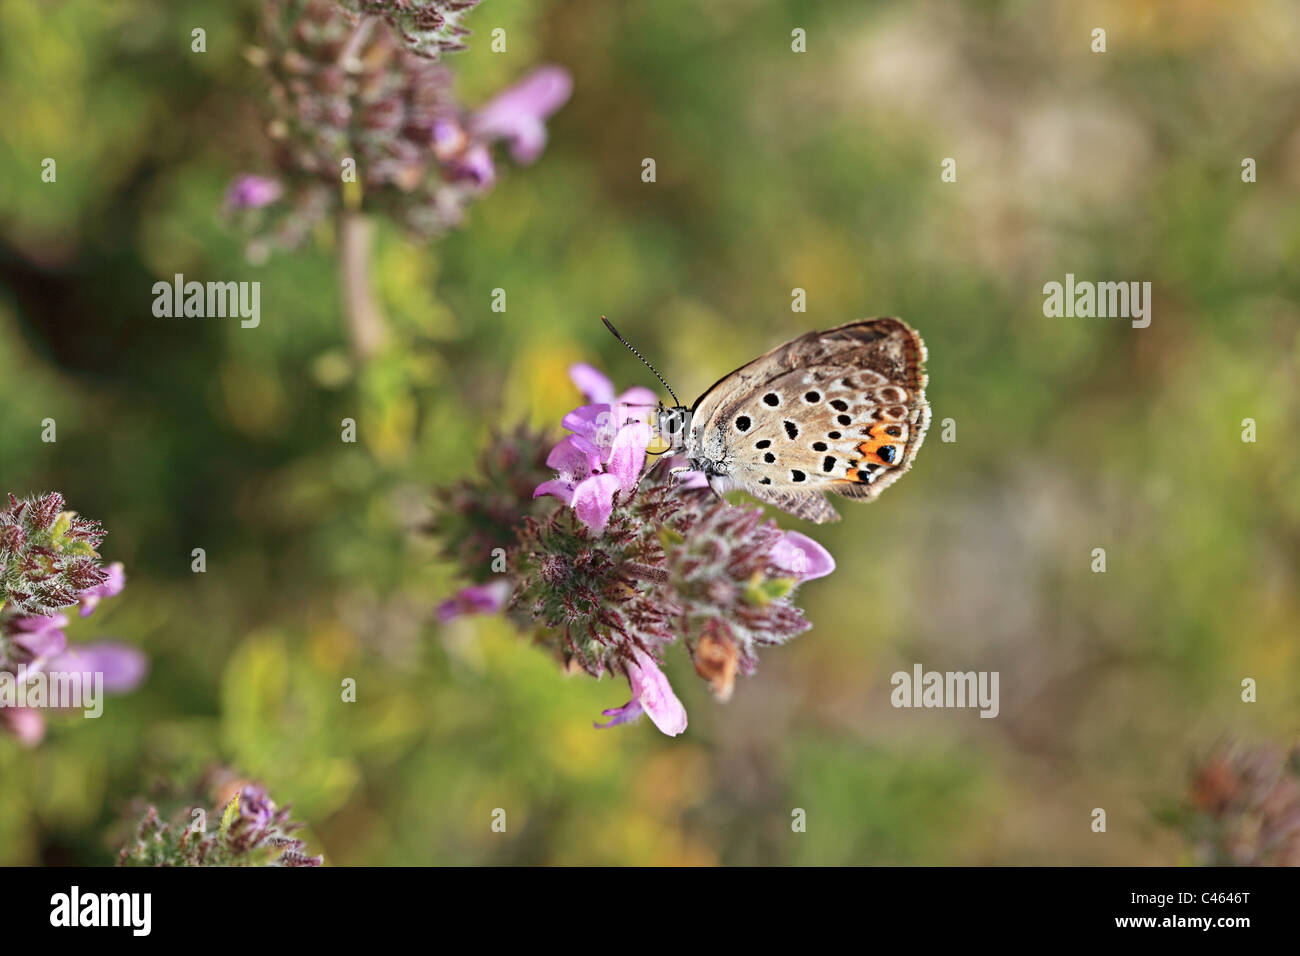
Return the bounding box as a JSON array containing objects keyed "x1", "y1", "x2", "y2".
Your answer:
[
  {"x1": 224, "y1": 174, "x2": 282, "y2": 211},
  {"x1": 568, "y1": 363, "x2": 657, "y2": 411},
  {"x1": 537, "y1": 420, "x2": 651, "y2": 535},
  {"x1": 470, "y1": 66, "x2": 573, "y2": 164},
  {"x1": 605, "y1": 422, "x2": 651, "y2": 495},
  {"x1": 0, "y1": 638, "x2": 147, "y2": 746},
  {"x1": 44, "y1": 642, "x2": 148, "y2": 694},
  {"x1": 534, "y1": 364, "x2": 656, "y2": 535},
  {"x1": 78, "y1": 561, "x2": 125, "y2": 617},
  {"x1": 532, "y1": 434, "x2": 604, "y2": 505},
  {"x1": 595, "y1": 647, "x2": 688, "y2": 736},
  {"x1": 568, "y1": 473, "x2": 623, "y2": 536},
  {"x1": 435, "y1": 580, "x2": 511, "y2": 623},
  {"x1": 8, "y1": 615, "x2": 68, "y2": 664},
  {"x1": 0, "y1": 708, "x2": 45, "y2": 747},
  {"x1": 436, "y1": 66, "x2": 573, "y2": 190},
  {"x1": 769, "y1": 532, "x2": 836, "y2": 581}
]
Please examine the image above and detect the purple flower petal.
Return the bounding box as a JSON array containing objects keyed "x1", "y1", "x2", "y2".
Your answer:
[
  {"x1": 444, "y1": 142, "x2": 495, "y2": 189},
  {"x1": 45, "y1": 642, "x2": 148, "y2": 694},
  {"x1": 561, "y1": 403, "x2": 616, "y2": 452},
  {"x1": 0, "y1": 707, "x2": 45, "y2": 746},
  {"x1": 78, "y1": 561, "x2": 125, "y2": 617},
  {"x1": 626, "y1": 648, "x2": 687, "y2": 736},
  {"x1": 770, "y1": 531, "x2": 836, "y2": 581},
  {"x1": 569, "y1": 363, "x2": 615, "y2": 406},
  {"x1": 236, "y1": 784, "x2": 276, "y2": 830},
  {"x1": 663, "y1": 456, "x2": 709, "y2": 490},
  {"x1": 9, "y1": 614, "x2": 68, "y2": 635},
  {"x1": 605, "y1": 422, "x2": 651, "y2": 494},
  {"x1": 532, "y1": 478, "x2": 577, "y2": 504},
  {"x1": 9, "y1": 615, "x2": 68, "y2": 661},
  {"x1": 570, "y1": 473, "x2": 622, "y2": 536},
  {"x1": 435, "y1": 581, "x2": 511, "y2": 623},
  {"x1": 545, "y1": 434, "x2": 603, "y2": 481},
  {"x1": 224, "y1": 174, "x2": 282, "y2": 211},
  {"x1": 614, "y1": 386, "x2": 659, "y2": 418},
  {"x1": 593, "y1": 698, "x2": 643, "y2": 729},
  {"x1": 471, "y1": 66, "x2": 573, "y2": 164}
]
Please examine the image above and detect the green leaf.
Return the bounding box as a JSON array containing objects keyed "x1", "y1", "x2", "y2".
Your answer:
[
  {"x1": 219, "y1": 793, "x2": 241, "y2": 834},
  {"x1": 49, "y1": 511, "x2": 72, "y2": 546},
  {"x1": 744, "y1": 575, "x2": 795, "y2": 606}
]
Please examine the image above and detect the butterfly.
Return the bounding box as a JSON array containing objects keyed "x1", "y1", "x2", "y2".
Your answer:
[{"x1": 603, "y1": 317, "x2": 929, "y2": 524}]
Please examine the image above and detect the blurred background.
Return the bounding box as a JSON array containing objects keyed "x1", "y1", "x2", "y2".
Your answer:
[{"x1": 1, "y1": 0, "x2": 1299, "y2": 865}]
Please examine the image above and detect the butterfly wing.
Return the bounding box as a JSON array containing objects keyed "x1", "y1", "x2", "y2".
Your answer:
[{"x1": 689, "y1": 318, "x2": 929, "y2": 524}]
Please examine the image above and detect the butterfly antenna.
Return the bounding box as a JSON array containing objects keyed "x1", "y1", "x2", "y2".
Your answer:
[{"x1": 601, "y1": 316, "x2": 680, "y2": 407}]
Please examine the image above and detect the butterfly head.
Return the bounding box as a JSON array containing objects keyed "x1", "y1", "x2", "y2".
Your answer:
[{"x1": 655, "y1": 404, "x2": 692, "y2": 454}]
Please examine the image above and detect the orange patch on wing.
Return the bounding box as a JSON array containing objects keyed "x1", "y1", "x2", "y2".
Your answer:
[
  {"x1": 856, "y1": 438, "x2": 899, "y2": 466},
  {"x1": 864, "y1": 422, "x2": 908, "y2": 442}
]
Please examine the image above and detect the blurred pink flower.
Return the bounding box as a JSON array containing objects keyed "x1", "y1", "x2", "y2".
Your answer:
[
  {"x1": 470, "y1": 66, "x2": 573, "y2": 164},
  {"x1": 224, "y1": 174, "x2": 283, "y2": 211},
  {"x1": 436, "y1": 66, "x2": 572, "y2": 189},
  {"x1": 435, "y1": 580, "x2": 511, "y2": 623},
  {"x1": 0, "y1": 708, "x2": 45, "y2": 747},
  {"x1": 8, "y1": 615, "x2": 68, "y2": 662},
  {"x1": 78, "y1": 561, "x2": 125, "y2": 617},
  {"x1": 45, "y1": 642, "x2": 148, "y2": 694}
]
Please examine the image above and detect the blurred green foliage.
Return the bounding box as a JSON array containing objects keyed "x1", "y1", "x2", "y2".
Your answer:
[{"x1": 1, "y1": 0, "x2": 1298, "y2": 865}]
